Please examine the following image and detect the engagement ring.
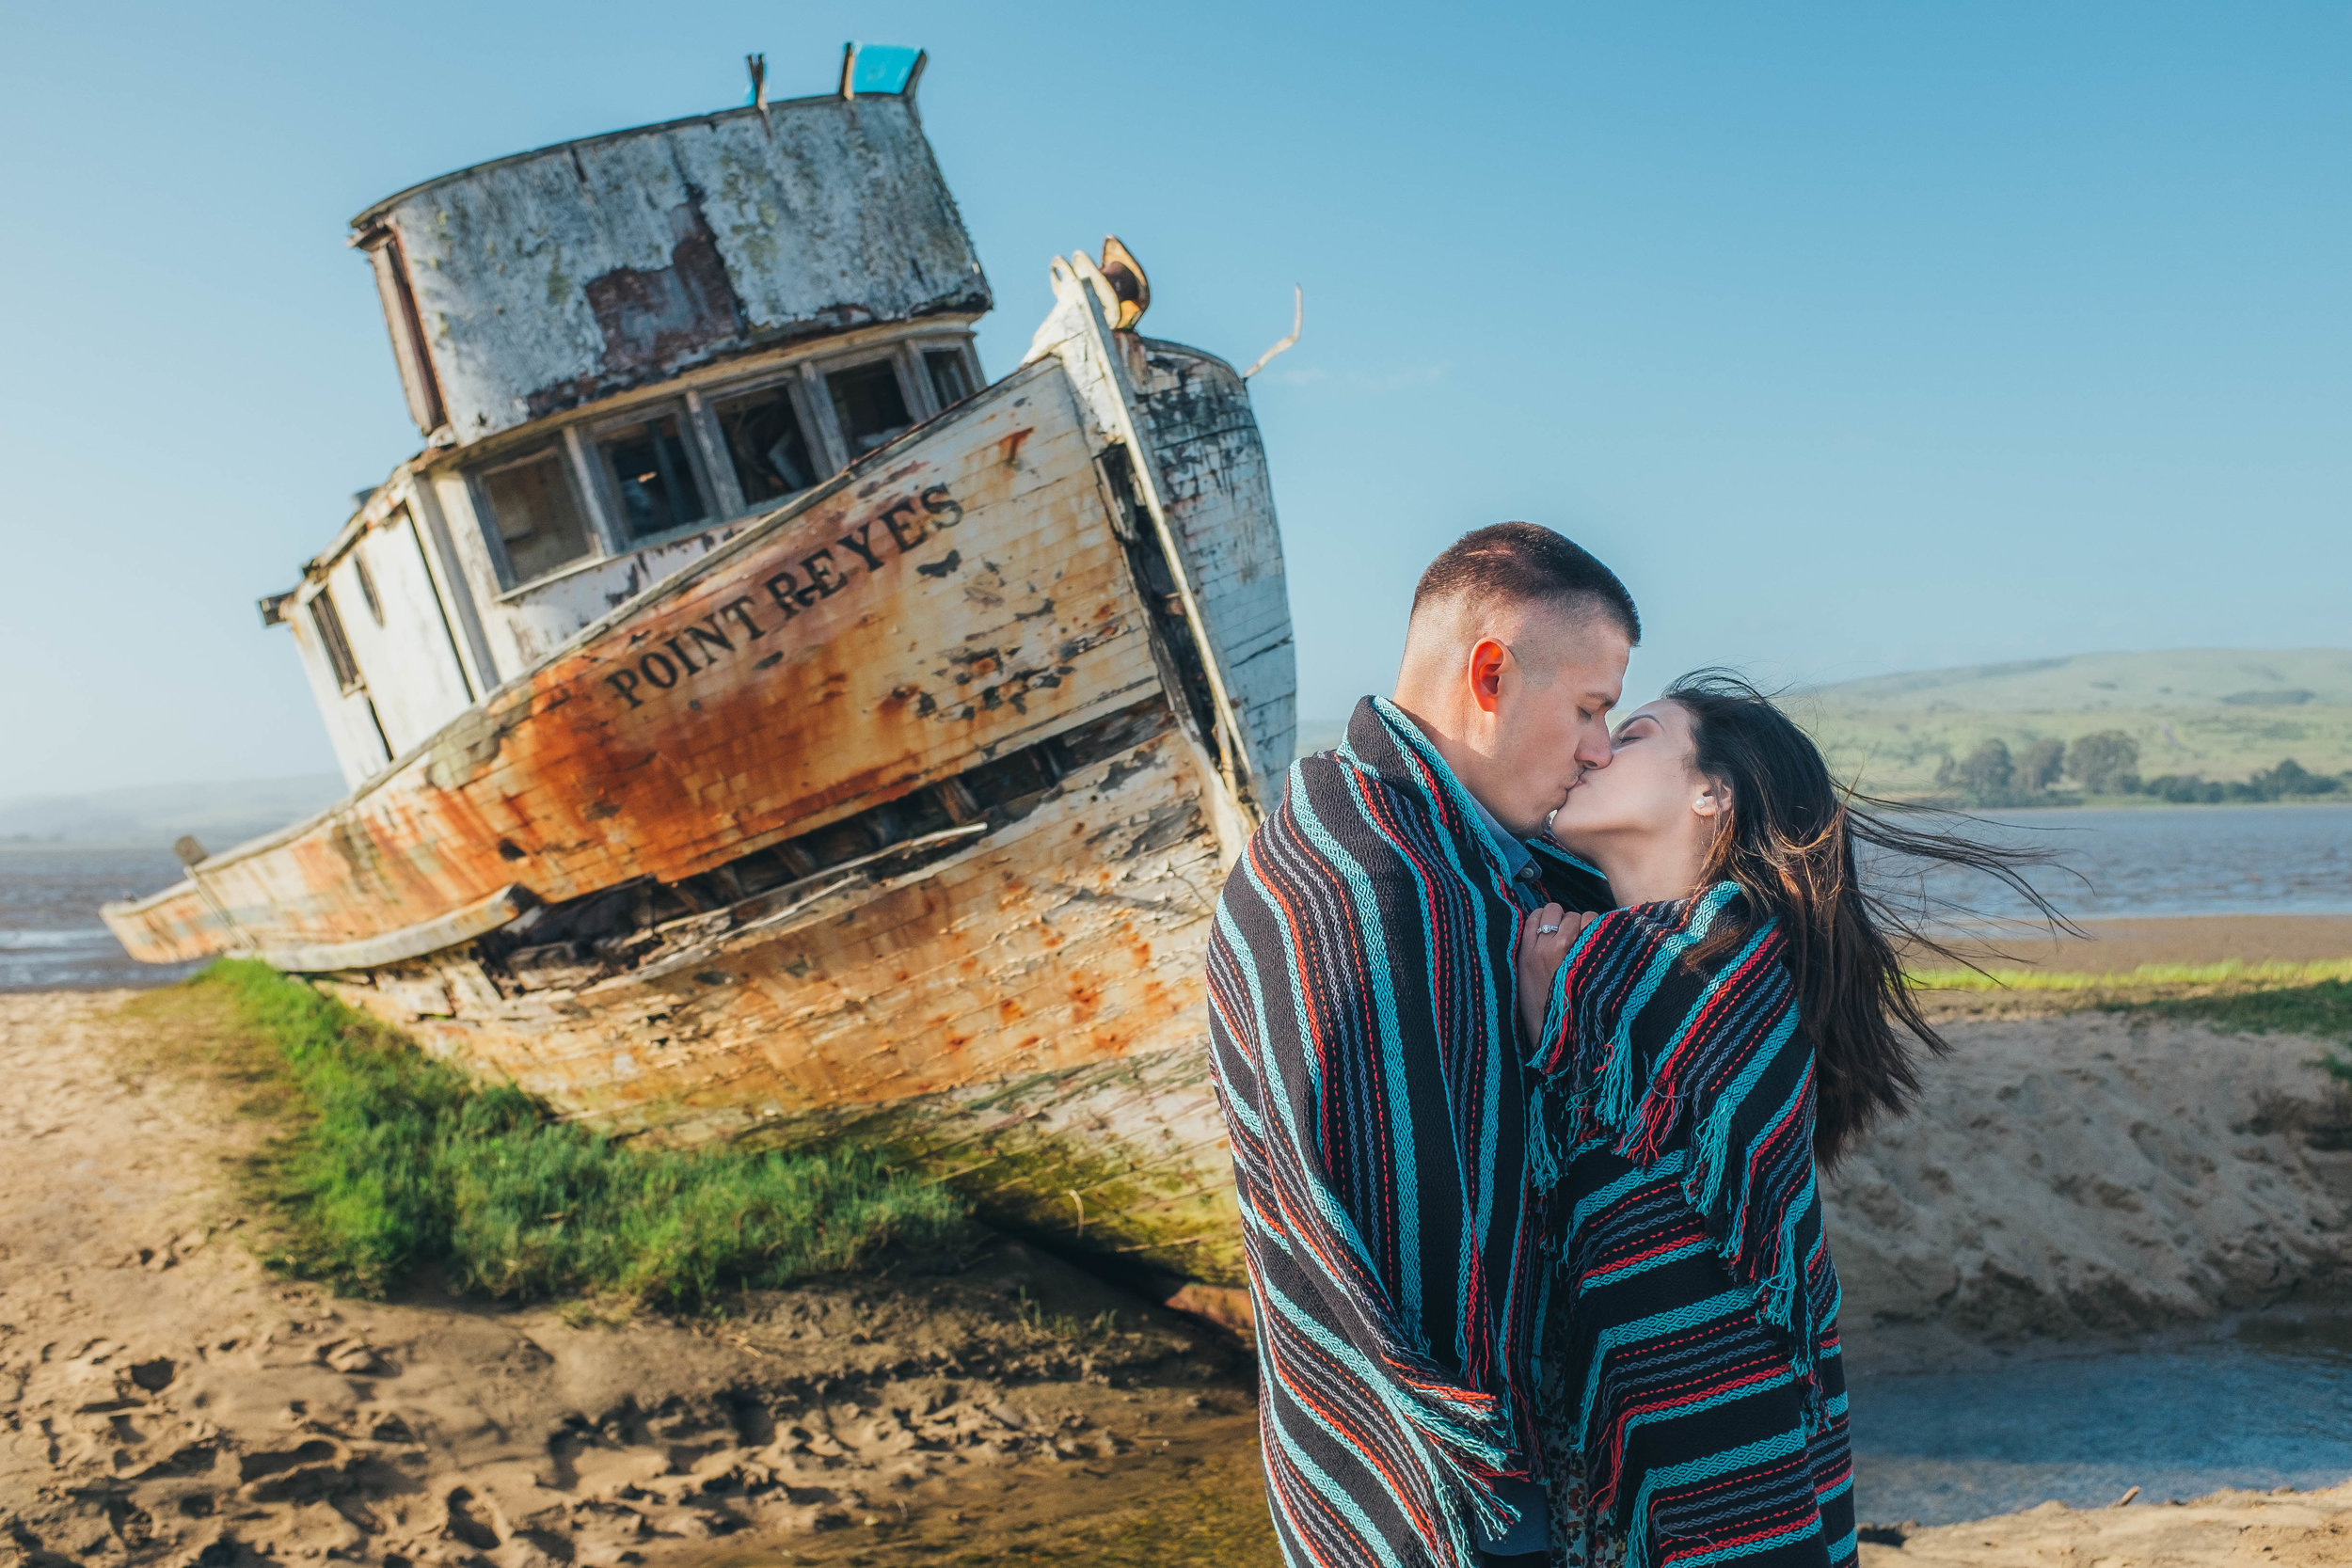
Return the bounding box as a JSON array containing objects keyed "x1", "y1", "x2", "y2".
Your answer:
[{"x1": 1537, "y1": 924, "x2": 1561, "y2": 935}]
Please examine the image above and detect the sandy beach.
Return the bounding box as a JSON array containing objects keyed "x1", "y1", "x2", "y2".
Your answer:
[
  {"x1": 5, "y1": 932, "x2": 2350, "y2": 1565},
  {"x1": 0, "y1": 990, "x2": 1273, "y2": 1568},
  {"x1": 1931, "y1": 912, "x2": 2352, "y2": 975},
  {"x1": 1854, "y1": 1482, "x2": 2352, "y2": 1566}
]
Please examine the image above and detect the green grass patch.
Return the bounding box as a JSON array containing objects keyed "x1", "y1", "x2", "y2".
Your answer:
[
  {"x1": 185, "y1": 958, "x2": 968, "y2": 1308},
  {"x1": 1906, "y1": 958, "x2": 2352, "y2": 993},
  {"x1": 1903, "y1": 959, "x2": 2352, "y2": 1085}
]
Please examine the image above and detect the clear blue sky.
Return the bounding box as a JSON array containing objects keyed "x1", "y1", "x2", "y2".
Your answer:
[{"x1": 3, "y1": 3, "x2": 2345, "y2": 799}]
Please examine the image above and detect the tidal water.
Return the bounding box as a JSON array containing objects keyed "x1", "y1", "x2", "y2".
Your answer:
[
  {"x1": 1894, "y1": 801, "x2": 2352, "y2": 922},
  {"x1": 1849, "y1": 1314, "x2": 2352, "y2": 1526},
  {"x1": 0, "y1": 847, "x2": 204, "y2": 991}
]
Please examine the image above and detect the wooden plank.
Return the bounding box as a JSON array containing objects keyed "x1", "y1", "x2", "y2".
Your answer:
[{"x1": 253, "y1": 884, "x2": 533, "y2": 973}]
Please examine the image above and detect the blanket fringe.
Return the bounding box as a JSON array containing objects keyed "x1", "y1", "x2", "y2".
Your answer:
[{"x1": 1528, "y1": 892, "x2": 1833, "y2": 1458}]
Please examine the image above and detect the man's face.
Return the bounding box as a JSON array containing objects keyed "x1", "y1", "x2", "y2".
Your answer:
[{"x1": 1476, "y1": 610, "x2": 1630, "y2": 836}]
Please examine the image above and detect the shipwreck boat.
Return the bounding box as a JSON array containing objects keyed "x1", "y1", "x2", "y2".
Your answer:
[{"x1": 103, "y1": 46, "x2": 1294, "y2": 1318}]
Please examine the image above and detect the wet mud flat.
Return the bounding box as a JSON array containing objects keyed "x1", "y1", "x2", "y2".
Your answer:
[{"x1": 0, "y1": 990, "x2": 1271, "y2": 1568}]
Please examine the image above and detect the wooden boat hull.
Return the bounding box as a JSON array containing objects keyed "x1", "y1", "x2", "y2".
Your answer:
[
  {"x1": 103, "y1": 268, "x2": 1289, "y2": 1299},
  {"x1": 322, "y1": 722, "x2": 1242, "y2": 1285}
]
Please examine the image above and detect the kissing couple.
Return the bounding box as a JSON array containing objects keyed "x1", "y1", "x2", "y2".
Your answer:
[{"x1": 1206, "y1": 524, "x2": 2052, "y2": 1568}]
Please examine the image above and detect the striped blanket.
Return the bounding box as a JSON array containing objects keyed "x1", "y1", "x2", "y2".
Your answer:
[
  {"x1": 1528, "y1": 884, "x2": 1856, "y2": 1568},
  {"x1": 1205, "y1": 697, "x2": 1609, "y2": 1566}
]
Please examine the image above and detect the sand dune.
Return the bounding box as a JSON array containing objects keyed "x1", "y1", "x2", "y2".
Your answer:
[{"x1": 1828, "y1": 1010, "x2": 2352, "y2": 1339}]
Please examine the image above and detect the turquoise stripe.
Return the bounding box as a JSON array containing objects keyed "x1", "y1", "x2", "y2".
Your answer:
[
  {"x1": 1579, "y1": 1289, "x2": 1751, "y2": 1433},
  {"x1": 1667, "y1": 1514, "x2": 1825, "y2": 1568},
  {"x1": 1267, "y1": 1406, "x2": 1409, "y2": 1568},
  {"x1": 1615, "y1": 885, "x2": 1739, "y2": 1052},
  {"x1": 1570, "y1": 1149, "x2": 1687, "y2": 1232},
  {"x1": 1692, "y1": 1005, "x2": 1799, "y2": 1213},
  {"x1": 1260, "y1": 1275, "x2": 1511, "y2": 1469},
  {"x1": 1538, "y1": 908, "x2": 1607, "y2": 1070},
  {"x1": 1613, "y1": 1367, "x2": 1794, "y2": 1463},
  {"x1": 1216, "y1": 891, "x2": 1379, "y2": 1280},
  {"x1": 1727, "y1": 1069, "x2": 1812, "y2": 1260},
  {"x1": 1623, "y1": 1427, "x2": 1814, "y2": 1568},
  {"x1": 1365, "y1": 698, "x2": 1513, "y2": 1362},
  {"x1": 1583, "y1": 1238, "x2": 1712, "y2": 1289},
  {"x1": 1652, "y1": 924, "x2": 1773, "y2": 1094},
  {"x1": 1289, "y1": 784, "x2": 1424, "y2": 1331},
  {"x1": 1597, "y1": 885, "x2": 1740, "y2": 1126}
]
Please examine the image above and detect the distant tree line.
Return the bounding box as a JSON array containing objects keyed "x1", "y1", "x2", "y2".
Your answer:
[{"x1": 1932, "y1": 730, "x2": 2349, "y2": 808}]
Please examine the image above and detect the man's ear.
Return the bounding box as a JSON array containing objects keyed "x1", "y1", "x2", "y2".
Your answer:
[{"x1": 1468, "y1": 637, "x2": 1509, "y2": 715}]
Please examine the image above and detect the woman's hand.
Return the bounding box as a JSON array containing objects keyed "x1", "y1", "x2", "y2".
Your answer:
[{"x1": 1517, "y1": 902, "x2": 1592, "y2": 1047}]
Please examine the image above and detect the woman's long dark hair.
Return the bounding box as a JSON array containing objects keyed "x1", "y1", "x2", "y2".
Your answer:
[{"x1": 1665, "y1": 671, "x2": 2076, "y2": 1167}]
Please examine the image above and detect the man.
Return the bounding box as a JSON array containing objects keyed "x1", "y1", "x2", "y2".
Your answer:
[{"x1": 1205, "y1": 523, "x2": 1640, "y2": 1568}]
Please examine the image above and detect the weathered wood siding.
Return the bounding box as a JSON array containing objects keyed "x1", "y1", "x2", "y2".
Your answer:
[
  {"x1": 295, "y1": 511, "x2": 481, "y2": 784},
  {"x1": 284, "y1": 602, "x2": 394, "y2": 789},
  {"x1": 1130, "y1": 342, "x2": 1296, "y2": 804},
  {"x1": 1019, "y1": 260, "x2": 1292, "y2": 808},
  {"x1": 362, "y1": 94, "x2": 989, "y2": 443},
  {"x1": 105, "y1": 360, "x2": 1157, "y2": 962}
]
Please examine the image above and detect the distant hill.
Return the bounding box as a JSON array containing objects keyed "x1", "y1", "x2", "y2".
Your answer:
[
  {"x1": 0, "y1": 775, "x2": 344, "y2": 851},
  {"x1": 1800, "y1": 649, "x2": 2352, "y2": 714},
  {"x1": 1797, "y1": 650, "x2": 2352, "y2": 796},
  {"x1": 1293, "y1": 651, "x2": 2352, "y2": 795}
]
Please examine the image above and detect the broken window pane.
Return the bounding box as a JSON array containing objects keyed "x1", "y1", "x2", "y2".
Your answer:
[
  {"x1": 925, "y1": 348, "x2": 974, "y2": 409},
  {"x1": 827, "y1": 360, "x2": 913, "y2": 455},
  {"x1": 480, "y1": 449, "x2": 596, "y2": 584},
  {"x1": 310, "y1": 590, "x2": 362, "y2": 691},
  {"x1": 599, "y1": 415, "x2": 708, "y2": 540},
  {"x1": 713, "y1": 384, "x2": 818, "y2": 505}
]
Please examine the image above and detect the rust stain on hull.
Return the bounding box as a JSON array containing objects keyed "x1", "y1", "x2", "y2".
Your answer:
[{"x1": 108, "y1": 364, "x2": 1151, "y2": 963}]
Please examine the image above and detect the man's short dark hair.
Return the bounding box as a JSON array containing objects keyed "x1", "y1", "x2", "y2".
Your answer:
[{"x1": 1410, "y1": 522, "x2": 1641, "y2": 643}]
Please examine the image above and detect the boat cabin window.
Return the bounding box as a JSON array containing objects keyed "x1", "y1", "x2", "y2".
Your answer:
[
  {"x1": 310, "y1": 590, "x2": 362, "y2": 692},
  {"x1": 827, "y1": 360, "x2": 914, "y2": 455},
  {"x1": 352, "y1": 549, "x2": 385, "y2": 625},
  {"x1": 925, "y1": 348, "x2": 975, "y2": 409},
  {"x1": 479, "y1": 448, "x2": 596, "y2": 585},
  {"x1": 598, "y1": 414, "x2": 709, "y2": 540},
  {"x1": 712, "y1": 383, "x2": 819, "y2": 504}
]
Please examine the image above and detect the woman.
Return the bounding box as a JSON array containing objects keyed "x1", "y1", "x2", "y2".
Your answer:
[{"x1": 1512, "y1": 672, "x2": 2058, "y2": 1568}]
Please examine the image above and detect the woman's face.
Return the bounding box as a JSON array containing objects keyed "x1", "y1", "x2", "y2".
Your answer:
[{"x1": 1548, "y1": 699, "x2": 1721, "y2": 851}]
